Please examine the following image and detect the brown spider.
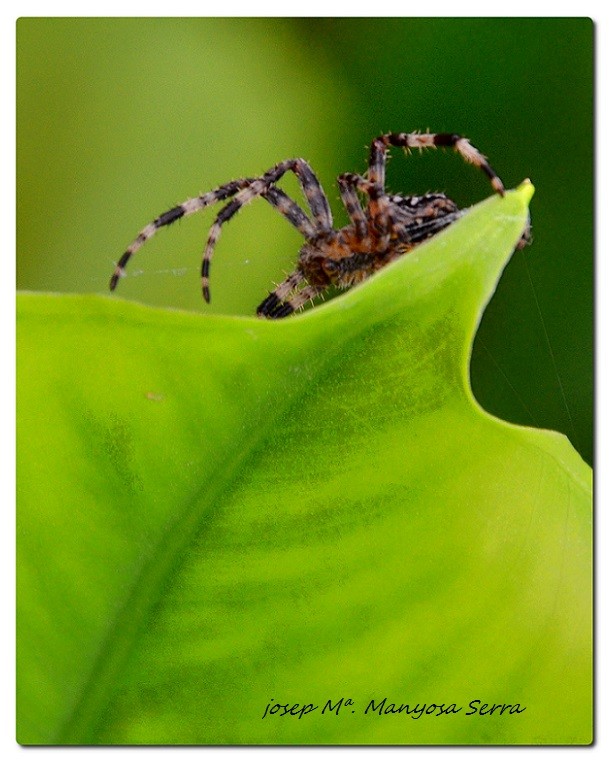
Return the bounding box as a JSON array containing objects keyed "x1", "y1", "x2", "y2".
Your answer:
[{"x1": 110, "y1": 132, "x2": 530, "y2": 318}]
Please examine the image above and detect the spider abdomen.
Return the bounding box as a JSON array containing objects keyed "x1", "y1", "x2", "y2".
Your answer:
[{"x1": 390, "y1": 193, "x2": 462, "y2": 246}]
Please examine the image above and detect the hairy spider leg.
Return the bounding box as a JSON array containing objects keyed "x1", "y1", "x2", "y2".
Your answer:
[
  {"x1": 366, "y1": 132, "x2": 505, "y2": 247},
  {"x1": 111, "y1": 178, "x2": 316, "y2": 297},
  {"x1": 200, "y1": 185, "x2": 319, "y2": 302},
  {"x1": 259, "y1": 283, "x2": 323, "y2": 319},
  {"x1": 110, "y1": 177, "x2": 259, "y2": 291},
  {"x1": 201, "y1": 158, "x2": 333, "y2": 301},
  {"x1": 335, "y1": 173, "x2": 394, "y2": 250},
  {"x1": 368, "y1": 132, "x2": 505, "y2": 194},
  {"x1": 256, "y1": 269, "x2": 305, "y2": 317},
  {"x1": 336, "y1": 173, "x2": 369, "y2": 240}
]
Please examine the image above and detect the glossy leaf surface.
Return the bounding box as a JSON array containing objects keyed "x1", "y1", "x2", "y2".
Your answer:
[{"x1": 17, "y1": 185, "x2": 592, "y2": 744}]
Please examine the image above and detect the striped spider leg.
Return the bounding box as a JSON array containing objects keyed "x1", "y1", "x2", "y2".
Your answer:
[
  {"x1": 111, "y1": 177, "x2": 256, "y2": 291},
  {"x1": 110, "y1": 176, "x2": 320, "y2": 292},
  {"x1": 367, "y1": 132, "x2": 506, "y2": 197},
  {"x1": 364, "y1": 132, "x2": 504, "y2": 239},
  {"x1": 200, "y1": 158, "x2": 332, "y2": 303}
]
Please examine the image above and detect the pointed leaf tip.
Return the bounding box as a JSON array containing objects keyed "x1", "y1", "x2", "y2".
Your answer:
[{"x1": 516, "y1": 178, "x2": 535, "y2": 204}]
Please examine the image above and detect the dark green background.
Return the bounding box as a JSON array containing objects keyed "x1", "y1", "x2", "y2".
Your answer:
[{"x1": 17, "y1": 17, "x2": 593, "y2": 463}]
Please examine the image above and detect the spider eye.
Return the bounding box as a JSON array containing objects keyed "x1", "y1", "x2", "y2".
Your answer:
[{"x1": 324, "y1": 259, "x2": 338, "y2": 273}]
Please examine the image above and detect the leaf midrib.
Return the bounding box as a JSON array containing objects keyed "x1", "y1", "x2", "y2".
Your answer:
[{"x1": 57, "y1": 306, "x2": 395, "y2": 743}]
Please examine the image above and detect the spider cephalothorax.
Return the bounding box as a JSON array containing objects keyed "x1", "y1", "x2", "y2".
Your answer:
[{"x1": 111, "y1": 132, "x2": 530, "y2": 319}]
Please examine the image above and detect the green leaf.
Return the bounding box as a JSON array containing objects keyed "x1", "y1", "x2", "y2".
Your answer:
[{"x1": 17, "y1": 184, "x2": 592, "y2": 745}]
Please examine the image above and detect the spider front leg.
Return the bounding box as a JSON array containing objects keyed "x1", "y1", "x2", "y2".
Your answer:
[
  {"x1": 367, "y1": 132, "x2": 505, "y2": 197},
  {"x1": 110, "y1": 177, "x2": 259, "y2": 291},
  {"x1": 256, "y1": 269, "x2": 303, "y2": 318},
  {"x1": 337, "y1": 173, "x2": 368, "y2": 239},
  {"x1": 257, "y1": 271, "x2": 323, "y2": 319},
  {"x1": 201, "y1": 158, "x2": 333, "y2": 301},
  {"x1": 336, "y1": 172, "x2": 393, "y2": 249}
]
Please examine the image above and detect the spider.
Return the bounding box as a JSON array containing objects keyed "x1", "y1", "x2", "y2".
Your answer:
[{"x1": 110, "y1": 132, "x2": 531, "y2": 318}]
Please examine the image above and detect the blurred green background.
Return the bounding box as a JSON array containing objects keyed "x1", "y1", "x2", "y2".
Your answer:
[{"x1": 17, "y1": 17, "x2": 593, "y2": 463}]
